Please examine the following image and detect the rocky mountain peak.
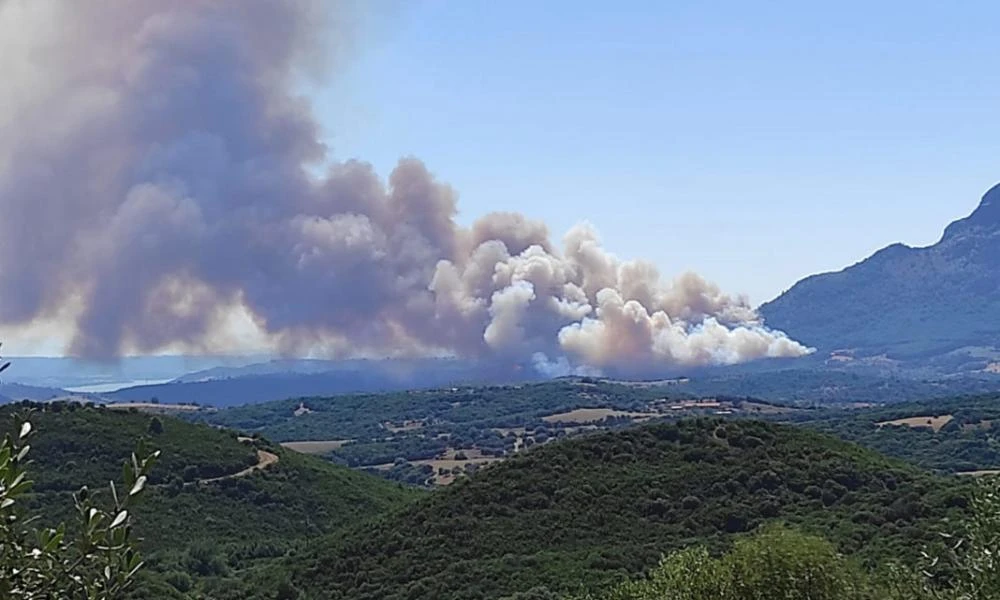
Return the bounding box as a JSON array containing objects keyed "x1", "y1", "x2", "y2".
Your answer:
[
  {"x1": 973, "y1": 182, "x2": 1000, "y2": 220},
  {"x1": 759, "y1": 182, "x2": 1000, "y2": 362},
  {"x1": 940, "y1": 182, "x2": 1000, "y2": 241}
]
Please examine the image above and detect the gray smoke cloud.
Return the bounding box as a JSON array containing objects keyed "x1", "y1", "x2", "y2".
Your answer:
[{"x1": 0, "y1": 0, "x2": 812, "y2": 374}]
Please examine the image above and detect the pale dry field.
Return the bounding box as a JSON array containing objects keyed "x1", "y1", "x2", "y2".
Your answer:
[
  {"x1": 956, "y1": 469, "x2": 1000, "y2": 477},
  {"x1": 383, "y1": 420, "x2": 425, "y2": 432},
  {"x1": 105, "y1": 402, "x2": 202, "y2": 412},
  {"x1": 876, "y1": 415, "x2": 954, "y2": 432},
  {"x1": 372, "y1": 446, "x2": 503, "y2": 486},
  {"x1": 542, "y1": 407, "x2": 658, "y2": 424},
  {"x1": 280, "y1": 440, "x2": 352, "y2": 454},
  {"x1": 741, "y1": 401, "x2": 792, "y2": 414}
]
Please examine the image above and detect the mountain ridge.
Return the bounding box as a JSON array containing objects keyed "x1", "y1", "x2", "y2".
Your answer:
[{"x1": 760, "y1": 184, "x2": 1000, "y2": 364}]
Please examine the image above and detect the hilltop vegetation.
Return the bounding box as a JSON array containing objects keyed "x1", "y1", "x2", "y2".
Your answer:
[
  {"x1": 2, "y1": 403, "x2": 417, "y2": 599},
  {"x1": 582, "y1": 478, "x2": 1000, "y2": 600},
  {"x1": 2, "y1": 401, "x2": 258, "y2": 490},
  {"x1": 288, "y1": 419, "x2": 970, "y2": 600},
  {"x1": 574, "y1": 527, "x2": 910, "y2": 600}
]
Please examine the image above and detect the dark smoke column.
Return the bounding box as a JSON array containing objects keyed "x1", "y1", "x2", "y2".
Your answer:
[{"x1": 0, "y1": 0, "x2": 811, "y2": 374}]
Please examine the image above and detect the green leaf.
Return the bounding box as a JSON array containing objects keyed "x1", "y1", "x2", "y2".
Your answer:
[
  {"x1": 127, "y1": 559, "x2": 145, "y2": 578},
  {"x1": 142, "y1": 449, "x2": 162, "y2": 473},
  {"x1": 122, "y1": 461, "x2": 134, "y2": 489},
  {"x1": 8, "y1": 474, "x2": 32, "y2": 497},
  {"x1": 43, "y1": 529, "x2": 64, "y2": 553}
]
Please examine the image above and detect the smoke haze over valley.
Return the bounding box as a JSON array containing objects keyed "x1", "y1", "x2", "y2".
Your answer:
[{"x1": 0, "y1": 0, "x2": 811, "y2": 376}]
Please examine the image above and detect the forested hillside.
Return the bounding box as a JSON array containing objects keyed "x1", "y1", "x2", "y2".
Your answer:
[
  {"x1": 289, "y1": 419, "x2": 970, "y2": 600},
  {"x1": 2, "y1": 403, "x2": 417, "y2": 599}
]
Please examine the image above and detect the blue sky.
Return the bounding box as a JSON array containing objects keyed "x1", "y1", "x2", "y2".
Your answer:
[{"x1": 314, "y1": 0, "x2": 1000, "y2": 305}]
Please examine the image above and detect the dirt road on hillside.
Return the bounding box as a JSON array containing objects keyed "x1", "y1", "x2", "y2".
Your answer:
[{"x1": 190, "y1": 449, "x2": 279, "y2": 485}]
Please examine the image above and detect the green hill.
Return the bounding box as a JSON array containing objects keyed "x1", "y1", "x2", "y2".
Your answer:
[
  {"x1": 3, "y1": 402, "x2": 418, "y2": 599},
  {"x1": 289, "y1": 419, "x2": 970, "y2": 600}
]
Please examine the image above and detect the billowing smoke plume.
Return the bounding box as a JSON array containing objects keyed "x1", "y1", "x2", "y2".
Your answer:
[{"x1": 0, "y1": 0, "x2": 812, "y2": 375}]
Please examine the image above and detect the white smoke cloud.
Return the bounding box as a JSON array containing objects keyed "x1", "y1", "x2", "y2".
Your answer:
[{"x1": 0, "y1": 0, "x2": 813, "y2": 375}]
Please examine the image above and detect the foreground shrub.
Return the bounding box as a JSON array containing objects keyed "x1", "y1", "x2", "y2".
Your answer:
[{"x1": 0, "y1": 412, "x2": 158, "y2": 599}]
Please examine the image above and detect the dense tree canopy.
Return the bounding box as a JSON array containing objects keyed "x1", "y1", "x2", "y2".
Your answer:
[{"x1": 289, "y1": 420, "x2": 971, "y2": 599}]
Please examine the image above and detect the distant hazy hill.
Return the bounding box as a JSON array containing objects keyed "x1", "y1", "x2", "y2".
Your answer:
[
  {"x1": 1, "y1": 355, "x2": 264, "y2": 389},
  {"x1": 679, "y1": 368, "x2": 1000, "y2": 405},
  {"x1": 290, "y1": 419, "x2": 968, "y2": 600},
  {"x1": 172, "y1": 358, "x2": 349, "y2": 382},
  {"x1": 5, "y1": 403, "x2": 416, "y2": 599},
  {"x1": 0, "y1": 382, "x2": 73, "y2": 402},
  {"x1": 760, "y1": 184, "x2": 1000, "y2": 362},
  {"x1": 111, "y1": 358, "x2": 541, "y2": 407}
]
